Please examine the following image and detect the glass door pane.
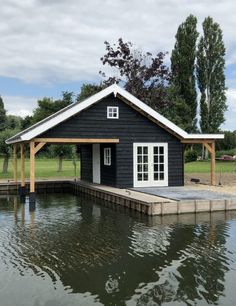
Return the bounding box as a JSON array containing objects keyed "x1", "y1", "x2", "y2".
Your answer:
[
  {"x1": 153, "y1": 145, "x2": 165, "y2": 181},
  {"x1": 137, "y1": 146, "x2": 149, "y2": 182}
]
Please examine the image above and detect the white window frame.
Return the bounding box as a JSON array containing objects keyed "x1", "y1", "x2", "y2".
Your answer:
[
  {"x1": 107, "y1": 106, "x2": 119, "y2": 119},
  {"x1": 104, "y1": 147, "x2": 111, "y2": 166}
]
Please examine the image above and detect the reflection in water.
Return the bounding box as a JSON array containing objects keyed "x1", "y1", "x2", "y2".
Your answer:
[{"x1": 0, "y1": 194, "x2": 236, "y2": 305}]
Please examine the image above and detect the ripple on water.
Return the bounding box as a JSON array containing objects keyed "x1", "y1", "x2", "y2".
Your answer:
[{"x1": 1, "y1": 195, "x2": 236, "y2": 306}]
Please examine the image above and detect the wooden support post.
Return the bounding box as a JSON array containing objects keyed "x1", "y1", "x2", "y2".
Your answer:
[
  {"x1": 30, "y1": 141, "x2": 35, "y2": 193},
  {"x1": 13, "y1": 144, "x2": 17, "y2": 182},
  {"x1": 211, "y1": 142, "x2": 215, "y2": 186},
  {"x1": 20, "y1": 144, "x2": 25, "y2": 187},
  {"x1": 203, "y1": 141, "x2": 216, "y2": 186}
]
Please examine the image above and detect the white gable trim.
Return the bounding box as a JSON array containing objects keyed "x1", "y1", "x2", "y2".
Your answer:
[{"x1": 6, "y1": 84, "x2": 224, "y2": 144}]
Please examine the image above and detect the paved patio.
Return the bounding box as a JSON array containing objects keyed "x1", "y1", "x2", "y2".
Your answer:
[{"x1": 132, "y1": 186, "x2": 236, "y2": 201}]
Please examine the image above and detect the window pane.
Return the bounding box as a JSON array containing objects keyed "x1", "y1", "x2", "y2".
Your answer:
[
  {"x1": 160, "y1": 164, "x2": 164, "y2": 171},
  {"x1": 160, "y1": 156, "x2": 164, "y2": 163},
  {"x1": 143, "y1": 173, "x2": 148, "y2": 181},
  {"x1": 143, "y1": 156, "x2": 148, "y2": 163},
  {"x1": 154, "y1": 156, "x2": 158, "y2": 163},
  {"x1": 143, "y1": 146, "x2": 148, "y2": 154},
  {"x1": 138, "y1": 156, "x2": 142, "y2": 163},
  {"x1": 138, "y1": 173, "x2": 142, "y2": 181},
  {"x1": 159, "y1": 146, "x2": 164, "y2": 154},
  {"x1": 137, "y1": 147, "x2": 142, "y2": 154},
  {"x1": 154, "y1": 147, "x2": 158, "y2": 155},
  {"x1": 154, "y1": 173, "x2": 159, "y2": 180},
  {"x1": 154, "y1": 164, "x2": 159, "y2": 172},
  {"x1": 143, "y1": 164, "x2": 148, "y2": 172},
  {"x1": 160, "y1": 172, "x2": 164, "y2": 180},
  {"x1": 137, "y1": 164, "x2": 142, "y2": 172}
]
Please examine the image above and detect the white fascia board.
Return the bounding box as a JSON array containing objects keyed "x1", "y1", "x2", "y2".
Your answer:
[
  {"x1": 115, "y1": 85, "x2": 188, "y2": 138},
  {"x1": 20, "y1": 85, "x2": 117, "y2": 141},
  {"x1": 185, "y1": 134, "x2": 224, "y2": 139}
]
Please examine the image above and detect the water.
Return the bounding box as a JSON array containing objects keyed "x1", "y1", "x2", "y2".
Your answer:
[{"x1": 0, "y1": 194, "x2": 236, "y2": 306}]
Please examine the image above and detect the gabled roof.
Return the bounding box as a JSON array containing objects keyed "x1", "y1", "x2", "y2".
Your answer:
[{"x1": 6, "y1": 84, "x2": 224, "y2": 144}]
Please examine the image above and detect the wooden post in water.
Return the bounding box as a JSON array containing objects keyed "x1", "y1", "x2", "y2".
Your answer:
[
  {"x1": 20, "y1": 143, "x2": 25, "y2": 188},
  {"x1": 30, "y1": 141, "x2": 35, "y2": 195},
  {"x1": 13, "y1": 144, "x2": 17, "y2": 183}
]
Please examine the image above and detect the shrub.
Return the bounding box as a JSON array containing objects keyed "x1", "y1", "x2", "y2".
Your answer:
[{"x1": 185, "y1": 149, "x2": 198, "y2": 163}]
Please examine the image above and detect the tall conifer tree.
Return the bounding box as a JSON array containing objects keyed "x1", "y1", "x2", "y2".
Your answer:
[
  {"x1": 0, "y1": 96, "x2": 6, "y2": 131},
  {"x1": 197, "y1": 17, "x2": 227, "y2": 133},
  {"x1": 171, "y1": 15, "x2": 199, "y2": 132}
]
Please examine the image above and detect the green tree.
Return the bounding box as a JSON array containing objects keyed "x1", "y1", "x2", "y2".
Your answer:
[
  {"x1": 32, "y1": 91, "x2": 74, "y2": 124},
  {"x1": 197, "y1": 17, "x2": 227, "y2": 133},
  {"x1": 76, "y1": 84, "x2": 104, "y2": 102},
  {"x1": 6, "y1": 115, "x2": 22, "y2": 130},
  {"x1": 170, "y1": 15, "x2": 199, "y2": 132},
  {"x1": 49, "y1": 145, "x2": 74, "y2": 172},
  {"x1": 0, "y1": 129, "x2": 19, "y2": 173},
  {"x1": 0, "y1": 96, "x2": 7, "y2": 131}
]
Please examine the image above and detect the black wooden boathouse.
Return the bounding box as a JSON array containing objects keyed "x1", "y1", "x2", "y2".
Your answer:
[{"x1": 6, "y1": 84, "x2": 224, "y2": 198}]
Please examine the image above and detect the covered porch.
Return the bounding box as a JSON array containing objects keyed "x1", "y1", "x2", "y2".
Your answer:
[{"x1": 11, "y1": 137, "x2": 119, "y2": 202}]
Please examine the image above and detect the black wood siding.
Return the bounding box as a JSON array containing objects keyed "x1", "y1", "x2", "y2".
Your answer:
[
  {"x1": 100, "y1": 143, "x2": 116, "y2": 186},
  {"x1": 40, "y1": 95, "x2": 184, "y2": 187},
  {"x1": 80, "y1": 144, "x2": 92, "y2": 182}
]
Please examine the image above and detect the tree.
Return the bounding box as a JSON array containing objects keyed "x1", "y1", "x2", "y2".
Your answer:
[
  {"x1": 0, "y1": 129, "x2": 19, "y2": 173},
  {"x1": 197, "y1": 17, "x2": 227, "y2": 133},
  {"x1": 49, "y1": 145, "x2": 73, "y2": 172},
  {"x1": 32, "y1": 91, "x2": 74, "y2": 124},
  {"x1": 100, "y1": 38, "x2": 171, "y2": 112},
  {"x1": 170, "y1": 15, "x2": 199, "y2": 132},
  {"x1": 6, "y1": 115, "x2": 22, "y2": 130},
  {"x1": 76, "y1": 84, "x2": 104, "y2": 102},
  {"x1": 0, "y1": 96, "x2": 7, "y2": 131}
]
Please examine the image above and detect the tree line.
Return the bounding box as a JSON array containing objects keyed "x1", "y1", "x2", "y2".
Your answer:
[{"x1": 0, "y1": 14, "x2": 235, "y2": 174}]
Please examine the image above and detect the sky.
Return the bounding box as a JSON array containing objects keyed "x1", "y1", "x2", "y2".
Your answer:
[{"x1": 0, "y1": 0, "x2": 236, "y2": 130}]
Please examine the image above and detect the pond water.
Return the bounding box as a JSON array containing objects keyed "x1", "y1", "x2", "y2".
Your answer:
[{"x1": 0, "y1": 194, "x2": 236, "y2": 306}]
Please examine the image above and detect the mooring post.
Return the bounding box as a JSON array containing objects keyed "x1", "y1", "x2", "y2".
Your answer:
[
  {"x1": 13, "y1": 144, "x2": 17, "y2": 183},
  {"x1": 19, "y1": 143, "x2": 26, "y2": 197},
  {"x1": 29, "y1": 141, "x2": 36, "y2": 204}
]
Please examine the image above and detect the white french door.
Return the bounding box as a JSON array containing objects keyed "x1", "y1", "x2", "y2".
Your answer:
[{"x1": 133, "y1": 143, "x2": 168, "y2": 187}]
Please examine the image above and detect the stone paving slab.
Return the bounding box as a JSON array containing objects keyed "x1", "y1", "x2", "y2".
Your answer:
[{"x1": 132, "y1": 186, "x2": 236, "y2": 201}]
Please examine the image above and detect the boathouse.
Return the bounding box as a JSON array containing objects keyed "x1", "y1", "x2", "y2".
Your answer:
[{"x1": 6, "y1": 84, "x2": 224, "y2": 199}]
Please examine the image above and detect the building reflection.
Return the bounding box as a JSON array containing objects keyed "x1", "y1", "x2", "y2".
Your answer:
[{"x1": 1, "y1": 194, "x2": 234, "y2": 306}]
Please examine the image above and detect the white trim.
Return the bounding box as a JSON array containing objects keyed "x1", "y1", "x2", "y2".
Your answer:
[
  {"x1": 6, "y1": 84, "x2": 224, "y2": 144},
  {"x1": 92, "y1": 144, "x2": 101, "y2": 184},
  {"x1": 184, "y1": 134, "x2": 224, "y2": 139},
  {"x1": 107, "y1": 106, "x2": 119, "y2": 119},
  {"x1": 133, "y1": 143, "x2": 168, "y2": 187},
  {"x1": 104, "y1": 147, "x2": 111, "y2": 166}
]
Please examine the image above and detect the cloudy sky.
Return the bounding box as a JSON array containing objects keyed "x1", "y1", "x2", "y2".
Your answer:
[{"x1": 0, "y1": 0, "x2": 236, "y2": 130}]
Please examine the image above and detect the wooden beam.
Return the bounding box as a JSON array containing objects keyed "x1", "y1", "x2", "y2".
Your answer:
[
  {"x1": 13, "y1": 144, "x2": 17, "y2": 182},
  {"x1": 181, "y1": 139, "x2": 214, "y2": 144},
  {"x1": 30, "y1": 141, "x2": 35, "y2": 193},
  {"x1": 203, "y1": 142, "x2": 213, "y2": 154},
  {"x1": 20, "y1": 143, "x2": 25, "y2": 187},
  {"x1": 33, "y1": 138, "x2": 120, "y2": 144},
  {"x1": 34, "y1": 142, "x2": 46, "y2": 154},
  {"x1": 210, "y1": 142, "x2": 216, "y2": 186}
]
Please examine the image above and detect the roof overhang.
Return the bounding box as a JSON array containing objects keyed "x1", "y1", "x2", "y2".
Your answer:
[{"x1": 6, "y1": 84, "x2": 224, "y2": 144}]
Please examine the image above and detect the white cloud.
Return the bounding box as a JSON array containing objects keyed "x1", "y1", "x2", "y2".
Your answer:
[
  {"x1": 3, "y1": 95, "x2": 37, "y2": 117},
  {"x1": 0, "y1": 0, "x2": 235, "y2": 130},
  {"x1": 0, "y1": 0, "x2": 236, "y2": 84}
]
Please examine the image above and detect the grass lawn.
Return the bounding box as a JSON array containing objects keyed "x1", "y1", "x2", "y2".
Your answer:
[
  {"x1": 185, "y1": 160, "x2": 236, "y2": 173},
  {"x1": 0, "y1": 158, "x2": 235, "y2": 181},
  {"x1": 0, "y1": 158, "x2": 80, "y2": 180}
]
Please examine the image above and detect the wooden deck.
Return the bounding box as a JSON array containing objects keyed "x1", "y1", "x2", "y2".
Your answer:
[{"x1": 0, "y1": 179, "x2": 236, "y2": 216}]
